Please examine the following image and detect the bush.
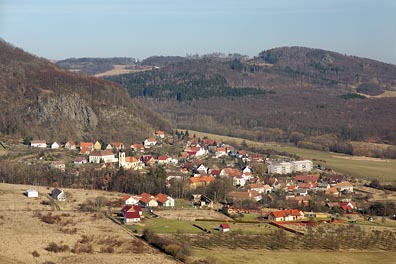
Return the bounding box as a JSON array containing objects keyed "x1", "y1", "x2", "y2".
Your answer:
[
  {"x1": 40, "y1": 213, "x2": 61, "y2": 224},
  {"x1": 72, "y1": 243, "x2": 93, "y2": 254},
  {"x1": 32, "y1": 250, "x2": 40, "y2": 257},
  {"x1": 45, "y1": 242, "x2": 70, "y2": 253}
]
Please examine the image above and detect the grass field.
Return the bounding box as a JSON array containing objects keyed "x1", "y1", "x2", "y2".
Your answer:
[
  {"x1": 193, "y1": 249, "x2": 396, "y2": 264},
  {"x1": 0, "y1": 183, "x2": 178, "y2": 264},
  {"x1": 182, "y1": 129, "x2": 396, "y2": 183}
]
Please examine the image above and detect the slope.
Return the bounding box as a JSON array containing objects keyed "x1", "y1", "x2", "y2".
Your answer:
[
  {"x1": 0, "y1": 40, "x2": 170, "y2": 143},
  {"x1": 106, "y1": 47, "x2": 396, "y2": 151}
]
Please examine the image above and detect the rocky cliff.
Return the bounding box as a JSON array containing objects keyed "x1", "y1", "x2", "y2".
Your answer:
[{"x1": 0, "y1": 40, "x2": 170, "y2": 142}]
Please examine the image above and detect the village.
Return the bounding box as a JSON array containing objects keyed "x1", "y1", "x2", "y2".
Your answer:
[
  {"x1": 1, "y1": 130, "x2": 396, "y2": 264},
  {"x1": 18, "y1": 129, "x2": 395, "y2": 229}
]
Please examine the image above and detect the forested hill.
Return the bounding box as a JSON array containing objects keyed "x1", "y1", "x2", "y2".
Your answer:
[
  {"x1": 255, "y1": 47, "x2": 396, "y2": 94},
  {"x1": 0, "y1": 41, "x2": 170, "y2": 142},
  {"x1": 107, "y1": 47, "x2": 396, "y2": 151}
]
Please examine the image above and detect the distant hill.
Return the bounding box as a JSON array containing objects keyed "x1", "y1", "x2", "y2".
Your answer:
[
  {"x1": 0, "y1": 41, "x2": 170, "y2": 143},
  {"x1": 107, "y1": 47, "x2": 396, "y2": 150},
  {"x1": 140, "y1": 56, "x2": 187, "y2": 67},
  {"x1": 56, "y1": 57, "x2": 137, "y2": 75}
]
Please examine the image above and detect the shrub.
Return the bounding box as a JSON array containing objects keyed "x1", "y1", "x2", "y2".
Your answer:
[
  {"x1": 32, "y1": 250, "x2": 40, "y2": 257},
  {"x1": 71, "y1": 243, "x2": 93, "y2": 254},
  {"x1": 45, "y1": 242, "x2": 70, "y2": 253},
  {"x1": 100, "y1": 246, "x2": 114, "y2": 253}
]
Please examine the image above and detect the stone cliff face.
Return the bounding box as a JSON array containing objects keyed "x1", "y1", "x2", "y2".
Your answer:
[{"x1": 35, "y1": 93, "x2": 98, "y2": 131}]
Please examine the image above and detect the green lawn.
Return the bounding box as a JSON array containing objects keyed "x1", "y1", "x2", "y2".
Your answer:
[
  {"x1": 182, "y1": 129, "x2": 396, "y2": 183},
  {"x1": 193, "y1": 249, "x2": 396, "y2": 264},
  {"x1": 133, "y1": 216, "x2": 276, "y2": 235}
]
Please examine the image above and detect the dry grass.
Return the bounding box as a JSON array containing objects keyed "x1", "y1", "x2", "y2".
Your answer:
[
  {"x1": 0, "y1": 183, "x2": 178, "y2": 264},
  {"x1": 193, "y1": 249, "x2": 396, "y2": 264},
  {"x1": 94, "y1": 65, "x2": 152, "y2": 77}
]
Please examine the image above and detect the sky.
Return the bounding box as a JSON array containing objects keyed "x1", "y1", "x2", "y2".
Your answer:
[{"x1": 0, "y1": 0, "x2": 395, "y2": 63}]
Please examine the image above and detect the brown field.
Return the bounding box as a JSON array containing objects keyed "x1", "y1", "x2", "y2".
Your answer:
[
  {"x1": 0, "y1": 183, "x2": 177, "y2": 264},
  {"x1": 354, "y1": 185, "x2": 396, "y2": 202},
  {"x1": 193, "y1": 249, "x2": 396, "y2": 264},
  {"x1": 94, "y1": 65, "x2": 152, "y2": 77},
  {"x1": 332, "y1": 155, "x2": 391, "y2": 162}
]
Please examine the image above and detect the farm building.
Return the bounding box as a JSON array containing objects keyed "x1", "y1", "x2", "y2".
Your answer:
[
  {"x1": 30, "y1": 140, "x2": 47, "y2": 148},
  {"x1": 124, "y1": 211, "x2": 141, "y2": 223},
  {"x1": 268, "y1": 209, "x2": 304, "y2": 221},
  {"x1": 26, "y1": 189, "x2": 38, "y2": 198},
  {"x1": 219, "y1": 223, "x2": 230, "y2": 232},
  {"x1": 51, "y1": 188, "x2": 66, "y2": 201}
]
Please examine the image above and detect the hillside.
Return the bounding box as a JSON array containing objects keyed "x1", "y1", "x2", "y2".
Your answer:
[
  {"x1": 56, "y1": 57, "x2": 137, "y2": 75},
  {"x1": 0, "y1": 41, "x2": 170, "y2": 143},
  {"x1": 106, "y1": 47, "x2": 396, "y2": 152}
]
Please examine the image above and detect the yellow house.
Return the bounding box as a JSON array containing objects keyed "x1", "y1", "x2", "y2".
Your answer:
[{"x1": 94, "y1": 141, "x2": 102, "y2": 150}]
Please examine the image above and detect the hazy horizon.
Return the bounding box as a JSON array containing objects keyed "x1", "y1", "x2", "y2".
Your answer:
[{"x1": 1, "y1": 0, "x2": 395, "y2": 64}]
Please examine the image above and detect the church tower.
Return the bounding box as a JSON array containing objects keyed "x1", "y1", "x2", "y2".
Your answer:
[{"x1": 118, "y1": 151, "x2": 126, "y2": 168}]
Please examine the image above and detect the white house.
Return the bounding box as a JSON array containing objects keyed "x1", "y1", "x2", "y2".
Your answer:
[
  {"x1": 26, "y1": 189, "x2": 38, "y2": 198},
  {"x1": 122, "y1": 195, "x2": 140, "y2": 205},
  {"x1": 155, "y1": 193, "x2": 175, "y2": 207},
  {"x1": 65, "y1": 141, "x2": 76, "y2": 150},
  {"x1": 31, "y1": 140, "x2": 47, "y2": 148},
  {"x1": 144, "y1": 138, "x2": 157, "y2": 148},
  {"x1": 233, "y1": 176, "x2": 246, "y2": 187},
  {"x1": 333, "y1": 181, "x2": 354, "y2": 193},
  {"x1": 51, "y1": 188, "x2": 66, "y2": 201},
  {"x1": 51, "y1": 142, "x2": 60, "y2": 149},
  {"x1": 89, "y1": 150, "x2": 117, "y2": 163},
  {"x1": 291, "y1": 160, "x2": 314, "y2": 173},
  {"x1": 124, "y1": 211, "x2": 141, "y2": 223}
]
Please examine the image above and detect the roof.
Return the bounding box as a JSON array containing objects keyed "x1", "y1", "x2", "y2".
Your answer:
[
  {"x1": 122, "y1": 195, "x2": 131, "y2": 201},
  {"x1": 189, "y1": 176, "x2": 215, "y2": 184},
  {"x1": 80, "y1": 142, "x2": 93, "y2": 153},
  {"x1": 158, "y1": 155, "x2": 168, "y2": 161},
  {"x1": 294, "y1": 174, "x2": 320, "y2": 183},
  {"x1": 271, "y1": 209, "x2": 302, "y2": 218},
  {"x1": 89, "y1": 150, "x2": 114, "y2": 157},
  {"x1": 74, "y1": 156, "x2": 86, "y2": 162},
  {"x1": 249, "y1": 183, "x2": 264, "y2": 189},
  {"x1": 31, "y1": 140, "x2": 46, "y2": 144},
  {"x1": 220, "y1": 223, "x2": 230, "y2": 229},
  {"x1": 145, "y1": 138, "x2": 156, "y2": 143},
  {"x1": 155, "y1": 130, "x2": 165, "y2": 135},
  {"x1": 333, "y1": 181, "x2": 353, "y2": 188},
  {"x1": 125, "y1": 211, "x2": 140, "y2": 219},
  {"x1": 155, "y1": 193, "x2": 169, "y2": 204},
  {"x1": 210, "y1": 169, "x2": 221, "y2": 176},
  {"x1": 125, "y1": 156, "x2": 139, "y2": 163},
  {"x1": 51, "y1": 188, "x2": 62, "y2": 197},
  {"x1": 131, "y1": 143, "x2": 144, "y2": 149}
]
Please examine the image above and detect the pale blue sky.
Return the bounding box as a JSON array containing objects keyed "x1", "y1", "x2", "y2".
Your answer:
[{"x1": 1, "y1": 0, "x2": 395, "y2": 63}]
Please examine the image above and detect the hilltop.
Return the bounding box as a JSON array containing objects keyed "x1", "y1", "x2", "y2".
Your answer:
[
  {"x1": 0, "y1": 41, "x2": 170, "y2": 143},
  {"x1": 106, "y1": 47, "x2": 396, "y2": 154}
]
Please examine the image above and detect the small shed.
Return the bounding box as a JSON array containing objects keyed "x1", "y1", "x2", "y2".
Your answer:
[
  {"x1": 26, "y1": 189, "x2": 38, "y2": 198},
  {"x1": 219, "y1": 223, "x2": 230, "y2": 233},
  {"x1": 51, "y1": 188, "x2": 66, "y2": 201}
]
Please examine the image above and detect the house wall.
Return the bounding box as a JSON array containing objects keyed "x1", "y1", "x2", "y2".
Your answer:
[{"x1": 89, "y1": 154, "x2": 116, "y2": 163}]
